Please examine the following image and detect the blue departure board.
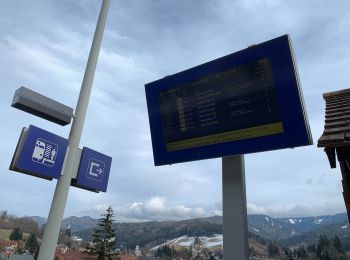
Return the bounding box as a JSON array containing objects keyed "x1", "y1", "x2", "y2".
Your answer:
[{"x1": 145, "y1": 35, "x2": 312, "y2": 166}]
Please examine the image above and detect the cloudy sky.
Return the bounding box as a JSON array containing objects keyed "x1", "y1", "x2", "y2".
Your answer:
[{"x1": 1, "y1": 0, "x2": 350, "y2": 221}]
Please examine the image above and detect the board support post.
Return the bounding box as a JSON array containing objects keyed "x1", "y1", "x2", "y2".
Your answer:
[{"x1": 222, "y1": 155, "x2": 249, "y2": 259}]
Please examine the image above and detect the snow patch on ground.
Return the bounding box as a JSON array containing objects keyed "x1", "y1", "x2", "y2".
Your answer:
[
  {"x1": 265, "y1": 217, "x2": 269, "y2": 222},
  {"x1": 289, "y1": 219, "x2": 296, "y2": 224},
  {"x1": 150, "y1": 234, "x2": 223, "y2": 250},
  {"x1": 150, "y1": 235, "x2": 191, "y2": 250},
  {"x1": 178, "y1": 240, "x2": 194, "y2": 247},
  {"x1": 252, "y1": 227, "x2": 260, "y2": 233},
  {"x1": 314, "y1": 218, "x2": 324, "y2": 224},
  {"x1": 205, "y1": 235, "x2": 223, "y2": 248},
  {"x1": 341, "y1": 224, "x2": 348, "y2": 229}
]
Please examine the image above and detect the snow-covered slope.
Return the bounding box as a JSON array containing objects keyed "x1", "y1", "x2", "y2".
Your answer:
[{"x1": 150, "y1": 234, "x2": 223, "y2": 251}]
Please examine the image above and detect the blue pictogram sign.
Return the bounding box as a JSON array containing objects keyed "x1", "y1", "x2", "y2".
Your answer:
[
  {"x1": 32, "y1": 138, "x2": 58, "y2": 167},
  {"x1": 11, "y1": 125, "x2": 68, "y2": 180},
  {"x1": 87, "y1": 158, "x2": 105, "y2": 182},
  {"x1": 73, "y1": 147, "x2": 112, "y2": 192}
]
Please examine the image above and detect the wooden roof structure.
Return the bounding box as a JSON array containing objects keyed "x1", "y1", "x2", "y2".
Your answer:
[{"x1": 318, "y1": 88, "x2": 350, "y2": 222}]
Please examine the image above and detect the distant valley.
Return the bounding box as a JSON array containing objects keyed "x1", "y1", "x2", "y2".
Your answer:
[
  {"x1": 2, "y1": 210, "x2": 350, "y2": 258},
  {"x1": 32, "y1": 212, "x2": 349, "y2": 249}
]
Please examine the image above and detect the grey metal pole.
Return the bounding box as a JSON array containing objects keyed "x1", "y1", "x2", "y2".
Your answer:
[
  {"x1": 222, "y1": 155, "x2": 249, "y2": 259},
  {"x1": 37, "y1": 1, "x2": 110, "y2": 259}
]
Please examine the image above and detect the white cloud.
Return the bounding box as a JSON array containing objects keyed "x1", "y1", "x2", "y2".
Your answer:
[
  {"x1": 252, "y1": 203, "x2": 346, "y2": 218},
  {"x1": 113, "y1": 196, "x2": 220, "y2": 221},
  {"x1": 247, "y1": 203, "x2": 267, "y2": 215},
  {"x1": 76, "y1": 199, "x2": 345, "y2": 221}
]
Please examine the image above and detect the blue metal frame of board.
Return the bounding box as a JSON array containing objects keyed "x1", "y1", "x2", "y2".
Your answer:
[{"x1": 145, "y1": 34, "x2": 312, "y2": 166}]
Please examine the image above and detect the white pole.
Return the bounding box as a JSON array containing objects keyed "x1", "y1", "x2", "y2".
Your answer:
[
  {"x1": 222, "y1": 155, "x2": 249, "y2": 259},
  {"x1": 37, "y1": 1, "x2": 110, "y2": 259}
]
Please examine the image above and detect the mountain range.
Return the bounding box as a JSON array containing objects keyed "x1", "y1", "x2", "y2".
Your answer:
[
  {"x1": 248, "y1": 212, "x2": 348, "y2": 241},
  {"x1": 28, "y1": 212, "x2": 350, "y2": 249}
]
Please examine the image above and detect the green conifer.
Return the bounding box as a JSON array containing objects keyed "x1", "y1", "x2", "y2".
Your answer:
[{"x1": 89, "y1": 206, "x2": 119, "y2": 260}]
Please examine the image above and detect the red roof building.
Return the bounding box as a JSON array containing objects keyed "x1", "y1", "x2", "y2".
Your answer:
[{"x1": 0, "y1": 240, "x2": 19, "y2": 248}]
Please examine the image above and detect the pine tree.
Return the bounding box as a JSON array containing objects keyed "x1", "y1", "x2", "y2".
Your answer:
[
  {"x1": 297, "y1": 245, "x2": 308, "y2": 258},
  {"x1": 320, "y1": 250, "x2": 331, "y2": 260},
  {"x1": 307, "y1": 243, "x2": 316, "y2": 253},
  {"x1": 317, "y1": 234, "x2": 331, "y2": 258},
  {"x1": 319, "y1": 234, "x2": 330, "y2": 248},
  {"x1": 89, "y1": 206, "x2": 118, "y2": 260},
  {"x1": 9, "y1": 227, "x2": 22, "y2": 241},
  {"x1": 332, "y1": 235, "x2": 344, "y2": 253},
  {"x1": 0, "y1": 210, "x2": 7, "y2": 221},
  {"x1": 267, "y1": 241, "x2": 279, "y2": 257},
  {"x1": 316, "y1": 243, "x2": 322, "y2": 257},
  {"x1": 26, "y1": 233, "x2": 39, "y2": 254}
]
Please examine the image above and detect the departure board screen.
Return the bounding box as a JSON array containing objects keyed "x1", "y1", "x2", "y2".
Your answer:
[
  {"x1": 159, "y1": 58, "x2": 283, "y2": 151},
  {"x1": 145, "y1": 34, "x2": 313, "y2": 165}
]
